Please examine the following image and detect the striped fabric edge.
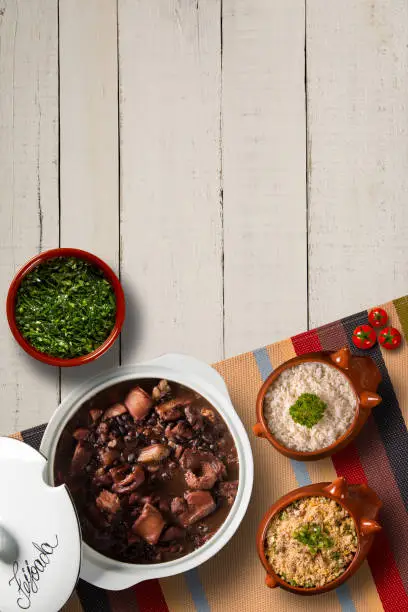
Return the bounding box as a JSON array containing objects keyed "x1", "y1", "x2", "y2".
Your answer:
[
  {"x1": 342, "y1": 311, "x2": 408, "y2": 514},
  {"x1": 74, "y1": 554, "x2": 170, "y2": 610},
  {"x1": 253, "y1": 345, "x2": 357, "y2": 612},
  {"x1": 132, "y1": 580, "x2": 169, "y2": 612},
  {"x1": 183, "y1": 569, "x2": 210, "y2": 611},
  {"x1": 76, "y1": 581, "x2": 112, "y2": 612},
  {"x1": 159, "y1": 572, "x2": 196, "y2": 611},
  {"x1": 21, "y1": 423, "x2": 47, "y2": 451},
  {"x1": 390, "y1": 298, "x2": 408, "y2": 429},
  {"x1": 8, "y1": 431, "x2": 24, "y2": 442},
  {"x1": 61, "y1": 591, "x2": 85, "y2": 612},
  {"x1": 107, "y1": 587, "x2": 140, "y2": 612},
  {"x1": 339, "y1": 309, "x2": 408, "y2": 610},
  {"x1": 291, "y1": 306, "x2": 408, "y2": 611},
  {"x1": 315, "y1": 315, "x2": 408, "y2": 610}
]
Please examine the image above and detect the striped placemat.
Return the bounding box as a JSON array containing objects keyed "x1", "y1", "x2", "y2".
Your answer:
[{"x1": 11, "y1": 297, "x2": 408, "y2": 611}]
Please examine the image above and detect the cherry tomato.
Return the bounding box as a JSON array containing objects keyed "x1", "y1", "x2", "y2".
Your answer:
[
  {"x1": 352, "y1": 325, "x2": 376, "y2": 350},
  {"x1": 368, "y1": 307, "x2": 388, "y2": 328},
  {"x1": 379, "y1": 326, "x2": 402, "y2": 350}
]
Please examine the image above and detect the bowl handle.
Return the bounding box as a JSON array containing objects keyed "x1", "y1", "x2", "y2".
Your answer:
[
  {"x1": 323, "y1": 477, "x2": 348, "y2": 499},
  {"x1": 253, "y1": 423, "x2": 266, "y2": 438},
  {"x1": 360, "y1": 518, "x2": 382, "y2": 536},
  {"x1": 265, "y1": 573, "x2": 278, "y2": 588},
  {"x1": 329, "y1": 347, "x2": 350, "y2": 370},
  {"x1": 360, "y1": 391, "x2": 382, "y2": 410}
]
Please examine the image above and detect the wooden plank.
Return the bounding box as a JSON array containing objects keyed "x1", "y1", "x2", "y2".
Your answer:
[
  {"x1": 59, "y1": 0, "x2": 119, "y2": 396},
  {"x1": 118, "y1": 0, "x2": 223, "y2": 364},
  {"x1": 307, "y1": 0, "x2": 408, "y2": 327},
  {"x1": 0, "y1": 0, "x2": 59, "y2": 434},
  {"x1": 222, "y1": 0, "x2": 308, "y2": 356}
]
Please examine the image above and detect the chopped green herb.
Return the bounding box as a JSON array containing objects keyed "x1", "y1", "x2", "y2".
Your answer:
[
  {"x1": 293, "y1": 522, "x2": 333, "y2": 555},
  {"x1": 280, "y1": 574, "x2": 301, "y2": 587},
  {"x1": 331, "y1": 551, "x2": 341, "y2": 560},
  {"x1": 15, "y1": 257, "x2": 116, "y2": 359},
  {"x1": 289, "y1": 393, "x2": 327, "y2": 428}
]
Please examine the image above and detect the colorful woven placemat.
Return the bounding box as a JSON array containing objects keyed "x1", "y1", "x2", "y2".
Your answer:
[{"x1": 11, "y1": 297, "x2": 408, "y2": 612}]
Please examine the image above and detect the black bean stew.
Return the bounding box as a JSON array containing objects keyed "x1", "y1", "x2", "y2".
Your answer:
[{"x1": 55, "y1": 379, "x2": 239, "y2": 563}]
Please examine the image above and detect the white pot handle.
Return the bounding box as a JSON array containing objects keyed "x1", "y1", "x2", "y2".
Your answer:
[{"x1": 143, "y1": 353, "x2": 230, "y2": 400}]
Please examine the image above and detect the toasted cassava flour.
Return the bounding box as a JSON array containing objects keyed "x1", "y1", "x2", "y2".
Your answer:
[
  {"x1": 263, "y1": 362, "x2": 357, "y2": 452},
  {"x1": 265, "y1": 496, "x2": 358, "y2": 587}
]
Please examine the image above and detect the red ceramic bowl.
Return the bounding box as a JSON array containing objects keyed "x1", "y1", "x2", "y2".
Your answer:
[
  {"x1": 257, "y1": 477, "x2": 382, "y2": 595},
  {"x1": 6, "y1": 248, "x2": 125, "y2": 367},
  {"x1": 253, "y1": 348, "x2": 382, "y2": 461}
]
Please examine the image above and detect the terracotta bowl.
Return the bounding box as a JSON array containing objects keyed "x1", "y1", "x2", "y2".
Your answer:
[
  {"x1": 257, "y1": 477, "x2": 382, "y2": 595},
  {"x1": 253, "y1": 347, "x2": 382, "y2": 461},
  {"x1": 6, "y1": 248, "x2": 125, "y2": 367}
]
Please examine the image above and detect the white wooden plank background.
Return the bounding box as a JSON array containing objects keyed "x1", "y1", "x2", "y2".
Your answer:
[
  {"x1": 222, "y1": 0, "x2": 307, "y2": 355},
  {"x1": 307, "y1": 0, "x2": 408, "y2": 328},
  {"x1": 0, "y1": 0, "x2": 59, "y2": 433},
  {"x1": 119, "y1": 0, "x2": 224, "y2": 366},
  {"x1": 1, "y1": 0, "x2": 408, "y2": 433},
  {"x1": 58, "y1": 0, "x2": 119, "y2": 398}
]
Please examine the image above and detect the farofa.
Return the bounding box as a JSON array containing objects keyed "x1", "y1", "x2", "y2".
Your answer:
[{"x1": 265, "y1": 496, "x2": 358, "y2": 588}]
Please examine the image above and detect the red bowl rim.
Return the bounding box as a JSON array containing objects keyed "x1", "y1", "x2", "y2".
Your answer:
[
  {"x1": 6, "y1": 248, "x2": 125, "y2": 367},
  {"x1": 255, "y1": 481, "x2": 373, "y2": 595}
]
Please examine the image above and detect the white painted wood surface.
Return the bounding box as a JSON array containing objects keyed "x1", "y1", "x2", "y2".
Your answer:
[
  {"x1": 0, "y1": 0, "x2": 59, "y2": 433},
  {"x1": 307, "y1": 0, "x2": 408, "y2": 327},
  {"x1": 222, "y1": 0, "x2": 307, "y2": 355},
  {"x1": 58, "y1": 0, "x2": 119, "y2": 397},
  {"x1": 2, "y1": 0, "x2": 408, "y2": 433},
  {"x1": 119, "y1": 0, "x2": 224, "y2": 365}
]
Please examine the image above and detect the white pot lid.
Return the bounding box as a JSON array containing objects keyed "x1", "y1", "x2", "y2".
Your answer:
[{"x1": 0, "y1": 437, "x2": 81, "y2": 612}]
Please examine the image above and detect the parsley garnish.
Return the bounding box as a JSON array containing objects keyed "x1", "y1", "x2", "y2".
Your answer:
[
  {"x1": 293, "y1": 523, "x2": 333, "y2": 555},
  {"x1": 289, "y1": 393, "x2": 327, "y2": 428}
]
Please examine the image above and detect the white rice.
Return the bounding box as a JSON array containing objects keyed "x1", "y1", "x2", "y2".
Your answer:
[{"x1": 263, "y1": 362, "x2": 357, "y2": 452}]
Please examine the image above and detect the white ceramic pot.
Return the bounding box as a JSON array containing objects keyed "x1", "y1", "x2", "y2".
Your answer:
[{"x1": 40, "y1": 353, "x2": 254, "y2": 591}]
